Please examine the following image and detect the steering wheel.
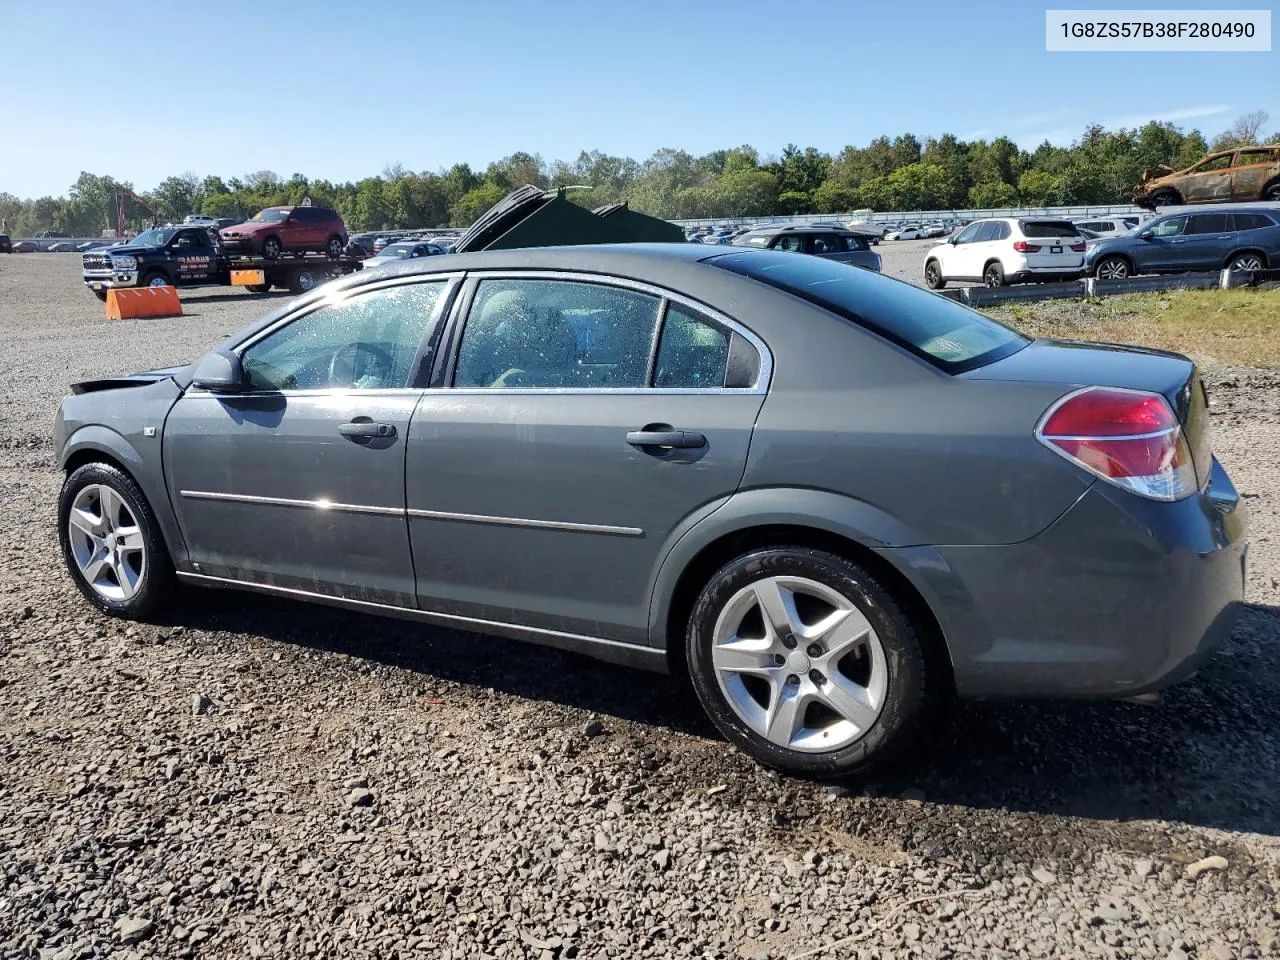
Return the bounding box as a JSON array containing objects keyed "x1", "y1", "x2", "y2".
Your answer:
[{"x1": 328, "y1": 342, "x2": 396, "y2": 387}]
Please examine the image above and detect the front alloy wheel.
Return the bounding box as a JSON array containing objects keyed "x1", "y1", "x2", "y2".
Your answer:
[
  {"x1": 686, "y1": 547, "x2": 931, "y2": 777},
  {"x1": 58, "y1": 462, "x2": 174, "y2": 618},
  {"x1": 1095, "y1": 257, "x2": 1130, "y2": 280}
]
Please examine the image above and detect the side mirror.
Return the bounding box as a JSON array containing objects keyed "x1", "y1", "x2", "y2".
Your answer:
[
  {"x1": 947, "y1": 236, "x2": 958, "y2": 244},
  {"x1": 1138, "y1": 231, "x2": 1153, "y2": 240},
  {"x1": 191, "y1": 350, "x2": 244, "y2": 393}
]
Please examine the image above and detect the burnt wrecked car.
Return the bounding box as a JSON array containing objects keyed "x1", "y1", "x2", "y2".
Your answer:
[{"x1": 1134, "y1": 145, "x2": 1280, "y2": 209}]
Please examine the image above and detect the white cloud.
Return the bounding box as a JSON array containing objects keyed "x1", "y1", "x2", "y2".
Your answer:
[{"x1": 1100, "y1": 104, "x2": 1231, "y2": 129}]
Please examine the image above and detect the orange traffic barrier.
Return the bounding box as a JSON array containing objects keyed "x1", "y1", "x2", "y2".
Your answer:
[{"x1": 105, "y1": 285, "x2": 183, "y2": 320}]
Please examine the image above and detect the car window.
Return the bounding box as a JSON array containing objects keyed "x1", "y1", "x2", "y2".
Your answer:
[
  {"x1": 1188, "y1": 213, "x2": 1231, "y2": 235},
  {"x1": 995, "y1": 222, "x2": 1012, "y2": 240},
  {"x1": 453, "y1": 278, "x2": 662, "y2": 389},
  {"x1": 1195, "y1": 154, "x2": 1234, "y2": 172},
  {"x1": 952, "y1": 223, "x2": 981, "y2": 244},
  {"x1": 1234, "y1": 149, "x2": 1278, "y2": 167},
  {"x1": 1232, "y1": 213, "x2": 1275, "y2": 231},
  {"x1": 843, "y1": 235, "x2": 868, "y2": 251},
  {"x1": 737, "y1": 235, "x2": 770, "y2": 248},
  {"x1": 773, "y1": 235, "x2": 804, "y2": 252},
  {"x1": 972, "y1": 222, "x2": 999, "y2": 242},
  {"x1": 809, "y1": 234, "x2": 845, "y2": 254},
  {"x1": 710, "y1": 250, "x2": 1027, "y2": 372},
  {"x1": 653, "y1": 305, "x2": 731, "y2": 389},
  {"x1": 241, "y1": 281, "x2": 444, "y2": 392},
  {"x1": 1146, "y1": 216, "x2": 1187, "y2": 238}
]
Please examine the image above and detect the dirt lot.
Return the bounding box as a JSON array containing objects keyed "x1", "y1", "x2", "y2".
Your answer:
[{"x1": 1, "y1": 253, "x2": 1278, "y2": 960}]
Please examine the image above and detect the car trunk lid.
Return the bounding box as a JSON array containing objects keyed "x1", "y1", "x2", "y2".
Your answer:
[{"x1": 963, "y1": 338, "x2": 1212, "y2": 486}]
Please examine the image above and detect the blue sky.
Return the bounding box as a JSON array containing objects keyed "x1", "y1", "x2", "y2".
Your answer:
[{"x1": 0, "y1": 0, "x2": 1275, "y2": 198}]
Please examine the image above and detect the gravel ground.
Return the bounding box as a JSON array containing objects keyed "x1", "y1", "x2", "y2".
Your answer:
[{"x1": 1, "y1": 253, "x2": 1278, "y2": 960}]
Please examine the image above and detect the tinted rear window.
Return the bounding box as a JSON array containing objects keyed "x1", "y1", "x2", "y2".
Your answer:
[
  {"x1": 708, "y1": 251, "x2": 1027, "y2": 373},
  {"x1": 1233, "y1": 212, "x2": 1276, "y2": 230},
  {"x1": 1020, "y1": 220, "x2": 1081, "y2": 238}
]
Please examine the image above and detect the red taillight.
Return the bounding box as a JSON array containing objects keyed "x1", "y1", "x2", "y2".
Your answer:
[
  {"x1": 1070, "y1": 242, "x2": 1086, "y2": 252},
  {"x1": 1036, "y1": 387, "x2": 1196, "y2": 501},
  {"x1": 1012, "y1": 240, "x2": 1041, "y2": 253}
]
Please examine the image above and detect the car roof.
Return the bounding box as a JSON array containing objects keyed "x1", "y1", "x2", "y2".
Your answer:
[{"x1": 742, "y1": 224, "x2": 860, "y2": 236}]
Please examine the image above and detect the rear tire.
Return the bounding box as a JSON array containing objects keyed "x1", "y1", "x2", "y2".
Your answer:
[
  {"x1": 325, "y1": 235, "x2": 344, "y2": 258},
  {"x1": 1262, "y1": 181, "x2": 1280, "y2": 202},
  {"x1": 1227, "y1": 252, "x2": 1266, "y2": 273},
  {"x1": 685, "y1": 546, "x2": 930, "y2": 778},
  {"x1": 288, "y1": 267, "x2": 320, "y2": 294},
  {"x1": 261, "y1": 236, "x2": 282, "y2": 260},
  {"x1": 982, "y1": 261, "x2": 1005, "y2": 287},
  {"x1": 58, "y1": 462, "x2": 175, "y2": 620},
  {"x1": 923, "y1": 259, "x2": 945, "y2": 289}
]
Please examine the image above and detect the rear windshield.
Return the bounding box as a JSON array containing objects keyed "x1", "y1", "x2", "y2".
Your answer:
[
  {"x1": 1020, "y1": 220, "x2": 1081, "y2": 238},
  {"x1": 708, "y1": 250, "x2": 1027, "y2": 372}
]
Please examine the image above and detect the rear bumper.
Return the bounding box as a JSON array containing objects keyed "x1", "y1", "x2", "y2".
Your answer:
[
  {"x1": 1008, "y1": 269, "x2": 1085, "y2": 284},
  {"x1": 883, "y1": 457, "x2": 1247, "y2": 698}
]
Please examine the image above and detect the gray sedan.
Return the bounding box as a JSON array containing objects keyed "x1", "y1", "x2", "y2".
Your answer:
[{"x1": 53, "y1": 244, "x2": 1245, "y2": 776}]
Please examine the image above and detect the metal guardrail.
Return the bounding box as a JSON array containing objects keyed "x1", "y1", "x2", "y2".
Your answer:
[{"x1": 946, "y1": 267, "x2": 1279, "y2": 307}]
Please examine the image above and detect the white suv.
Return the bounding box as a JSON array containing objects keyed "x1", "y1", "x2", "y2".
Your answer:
[{"x1": 923, "y1": 218, "x2": 1087, "y2": 288}]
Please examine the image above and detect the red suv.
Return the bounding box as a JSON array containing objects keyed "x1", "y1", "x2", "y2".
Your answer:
[{"x1": 219, "y1": 206, "x2": 348, "y2": 259}]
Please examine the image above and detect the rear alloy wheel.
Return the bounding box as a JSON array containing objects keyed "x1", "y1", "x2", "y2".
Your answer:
[
  {"x1": 923, "y1": 260, "x2": 945, "y2": 290},
  {"x1": 1263, "y1": 182, "x2": 1280, "y2": 202},
  {"x1": 1228, "y1": 253, "x2": 1265, "y2": 273},
  {"x1": 1095, "y1": 256, "x2": 1130, "y2": 281},
  {"x1": 325, "y1": 235, "x2": 345, "y2": 258},
  {"x1": 261, "y1": 236, "x2": 282, "y2": 260},
  {"x1": 983, "y1": 262, "x2": 1005, "y2": 287},
  {"x1": 58, "y1": 462, "x2": 174, "y2": 619},
  {"x1": 686, "y1": 547, "x2": 930, "y2": 777}
]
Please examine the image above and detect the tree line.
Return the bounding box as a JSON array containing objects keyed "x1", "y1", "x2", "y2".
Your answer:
[{"x1": 1, "y1": 111, "x2": 1273, "y2": 237}]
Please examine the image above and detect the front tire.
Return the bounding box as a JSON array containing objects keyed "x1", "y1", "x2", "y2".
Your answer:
[
  {"x1": 923, "y1": 259, "x2": 945, "y2": 289},
  {"x1": 1149, "y1": 189, "x2": 1180, "y2": 208},
  {"x1": 91, "y1": 288, "x2": 108, "y2": 301},
  {"x1": 261, "y1": 236, "x2": 282, "y2": 260},
  {"x1": 1094, "y1": 256, "x2": 1130, "y2": 280},
  {"x1": 58, "y1": 462, "x2": 174, "y2": 620},
  {"x1": 686, "y1": 547, "x2": 930, "y2": 778},
  {"x1": 141, "y1": 271, "x2": 170, "y2": 288},
  {"x1": 325, "y1": 235, "x2": 345, "y2": 258}
]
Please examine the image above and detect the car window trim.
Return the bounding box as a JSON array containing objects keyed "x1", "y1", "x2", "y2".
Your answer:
[
  {"x1": 434, "y1": 269, "x2": 772, "y2": 396},
  {"x1": 183, "y1": 273, "x2": 463, "y2": 398}
]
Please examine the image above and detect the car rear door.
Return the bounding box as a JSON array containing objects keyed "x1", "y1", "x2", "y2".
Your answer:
[
  {"x1": 404, "y1": 273, "x2": 769, "y2": 645},
  {"x1": 164, "y1": 277, "x2": 456, "y2": 605},
  {"x1": 1230, "y1": 147, "x2": 1280, "y2": 200},
  {"x1": 1178, "y1": 212, "x2": 1233, "y2": 268},
  {"x1": 1019, "y1": 220, "x2": 1085, "y2": 271}
]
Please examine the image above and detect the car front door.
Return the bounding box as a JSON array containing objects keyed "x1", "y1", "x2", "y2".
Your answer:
[
  {"x1": 170, "y1": 229, "x2": 215, "y2": 284},
  {"x1": 940, "y1": 221, "x2": 981, "y2": 278},
  {"x1": 405, "y1": 273, "x2": 769, "y2": 645},
  {"x1": 1180, "y1": 154, "x2": 1234, "y2": 202},
  {"x1": 164, "y1": 277, "x2": 455, "y2": 605},
  {"x1": 1133, "y1": 215, "x2": 1188, "y2": 271}
]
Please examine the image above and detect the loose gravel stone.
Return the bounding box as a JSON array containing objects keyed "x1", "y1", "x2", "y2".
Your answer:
[{"x1": 1186, "y1": 855, "x2": 1230, "y2": 879}]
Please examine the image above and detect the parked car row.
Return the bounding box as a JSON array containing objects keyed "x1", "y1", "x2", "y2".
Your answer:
[
  {"x1": 919, "y1": 205, "x2": 1277, "y2": 288},
  {"x1": 730, "y1": 224, "x2": 881, "y2": 271}
]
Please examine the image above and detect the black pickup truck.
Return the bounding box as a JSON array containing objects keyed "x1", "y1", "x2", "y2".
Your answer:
[{"x1": 81, "y1": 225, "x2": 362, "y2": 300}]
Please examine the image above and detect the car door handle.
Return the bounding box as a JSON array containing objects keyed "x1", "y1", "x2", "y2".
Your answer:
[
  {"x1": 338, "y1": 421, "x2": 396, "y2": 439},
  {"x1": 626, "y1": 429, "x2": 706, "y2": 449}
]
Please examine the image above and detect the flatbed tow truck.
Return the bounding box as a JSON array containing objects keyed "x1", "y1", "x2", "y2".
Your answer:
[{"x1": 81, "y1": 225, "x2": 362, "y2": 300}]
